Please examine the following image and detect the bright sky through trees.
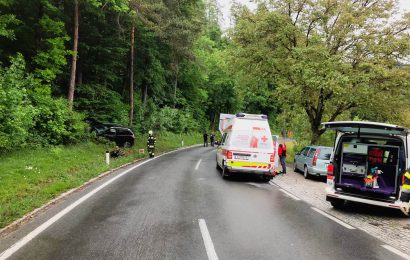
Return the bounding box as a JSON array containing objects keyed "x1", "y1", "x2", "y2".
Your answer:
[{"x1": 217, "y1": 0, "x2": 410, "y2": 30}]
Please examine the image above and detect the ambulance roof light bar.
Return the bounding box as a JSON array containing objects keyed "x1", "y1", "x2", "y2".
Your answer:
[{"x1": 235, "y1": 113, "x2": 268, "y2": 119}]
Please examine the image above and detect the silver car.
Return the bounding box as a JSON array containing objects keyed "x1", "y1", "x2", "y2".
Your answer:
[{"x1": 293, "y1": 146, "x2": 333, "y2": 179}]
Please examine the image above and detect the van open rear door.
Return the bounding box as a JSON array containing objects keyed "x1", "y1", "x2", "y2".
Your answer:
[{"x1": 322, "y1": 121, "x2": 408, "y2": 136}]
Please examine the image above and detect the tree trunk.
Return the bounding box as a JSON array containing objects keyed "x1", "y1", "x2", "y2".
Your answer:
[
  {"x1": 129, "y1": 24, "x2": 135, "y2": 127},
  {"x1": 310, "y1": 129, "x2": 321, "y2": 145},
  {"x1": 142, "y1": 84, "x2": 147, "y2": 108},
  {"x1": 68, "y1": 0, "x2": 79, "y2": 111},
  {"x1": 211, "y1": 113, "x2": 216, "y2": 132},
  {"x1": 173, "y1": 72, "x2": 178, "y2": 108}
]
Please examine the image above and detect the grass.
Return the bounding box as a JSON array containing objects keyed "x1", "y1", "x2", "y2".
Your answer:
[{"x1": 0, "y1": 132, "x2": 201, "y2": 229}]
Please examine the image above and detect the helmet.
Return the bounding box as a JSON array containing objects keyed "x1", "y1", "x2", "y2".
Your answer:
[{"x1": 148, "y1": 130, "x2": 153, "y2": 135}]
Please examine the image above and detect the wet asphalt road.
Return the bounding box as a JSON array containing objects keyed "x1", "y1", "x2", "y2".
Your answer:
[{"x1": 0, "y1": 146, "x2": 404, "y2": 260}]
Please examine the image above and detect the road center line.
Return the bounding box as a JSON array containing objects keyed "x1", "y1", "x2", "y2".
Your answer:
[
  {"x1": 198, "y1": 219, "x2": 219, "y2": 260},
  {"x1": 195, "y1": 159, "x2": 202, "y2": 170},
  {"x1": 279, "y1": 189, "x2": 301, "y2": 201},
  {"x1": 0, "y1": 148, "x2": 187, "y2": 260},
  {"x1": 381, "y1": 245, "x2": 410, "y2": 259},
  {"x1": 311, "y1": 207, "x2": 355, "y2": 230}
]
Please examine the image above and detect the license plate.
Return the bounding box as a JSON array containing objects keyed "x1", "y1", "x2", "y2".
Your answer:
[{"x1": 234, "y1": 155, "x2": 249, "y2": 160}]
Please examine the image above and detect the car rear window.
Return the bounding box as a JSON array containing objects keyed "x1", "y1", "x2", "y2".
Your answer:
[
  {"x1": 307, "y1": 148, "x2": 316, "y2": 157},
  {"x1": 319, "y1": 148, "x2": 332, "y2": 160}
]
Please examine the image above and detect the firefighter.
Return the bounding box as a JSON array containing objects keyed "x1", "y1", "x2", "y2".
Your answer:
[
  {"x1": 400, "y1": 169, "x2": 410, "y2": 215},
  {"x1": 147, "y1": 130, "x2": 156, "y2": 158},
  {"x1": 203, "y1": 132, "x2": 208, "y2": 147},
  {"x1": 278, "y1": 141, "x2": 287, "y2": 174},
  {"x1": 210, "y1": 133, "x2": 215, "y2": 147}
]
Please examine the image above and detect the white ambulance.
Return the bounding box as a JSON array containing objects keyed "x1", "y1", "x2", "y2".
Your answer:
[{"x1": 216, "y1": 113, "x2": 275, "y2": 181}]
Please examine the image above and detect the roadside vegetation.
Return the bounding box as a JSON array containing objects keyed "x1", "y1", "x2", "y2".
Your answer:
[
  {"x1": 0, "y1": 0, "x2": 410, "y2": 228},
  {"x1": 0, "y1": 132, "x2": 201, "y2": 229}
]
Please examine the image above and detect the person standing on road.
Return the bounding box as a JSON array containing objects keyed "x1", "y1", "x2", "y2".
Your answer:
[
  {"x1": 278, "y1": 142, "x2": 287, "y2": 174},
  {"x1": 210, "y1": 133, "x2": 215, "y2": 147},
  {"x1": 203, "y1": 132, "x2": 208, "y2": 147}
]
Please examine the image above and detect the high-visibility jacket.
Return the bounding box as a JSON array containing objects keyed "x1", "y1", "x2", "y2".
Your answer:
[
  {"x1": 402, "y1": 171, "x2": 410, "y2": 191},
  {"x1": 400, "y1": 171, "x2": 410, "y2": 202},
  {"x1": 278, "y1": 144, "x2": 287, "y2": 157}
]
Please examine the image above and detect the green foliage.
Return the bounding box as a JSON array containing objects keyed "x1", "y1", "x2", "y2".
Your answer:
[
  {"x1": 146, "y1": 106, "x2": 199, "y2": 133},
  {"x1": 230, "y1": 1, "x2": 410, "y2": 143},
  {"x1": 29, "y1": 95, "x2": 87, "y2": 146},
  {"x1": 74, "y1": 84, "x2": 129, "y2": 124},
  {"x1": 0, "y1": 54, "x2": 34, "y2": 149},
  {"x1": 0, "y1": 14, "x2": 19, "y2": 39},
  {"x1": 0, "y1": 54, "x2": 87, "y2": 149},
  {"x1": 33, "y1": 14, "x2": 70, "y2": 83}
]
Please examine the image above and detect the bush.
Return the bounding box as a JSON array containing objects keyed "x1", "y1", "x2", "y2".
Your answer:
[
  {"x1": 29, "y1": 96, "x2": 87, "y2": 146},
  {"x1": 0, "y1": 55, "x2": 34, "y2": 150},
  {"x1": 146, "y1": 106, "x2": 199, "y2": 133},
  {"x1": 0, "y1": 54, "x2": 88, "y2": 150}
]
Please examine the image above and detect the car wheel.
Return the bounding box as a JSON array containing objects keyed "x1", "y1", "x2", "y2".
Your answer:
[
  {"x1": 304, "y1": 166, "x2": 309, "y2": 179},
  {"x1": 293, "y1": 162, "x2": 298, "y2": 173},
  {"x1": 123, "y1": 141, "x2": 132, "y2": 148},
  {"x1": 330, "y1": 199, "x2": 345, "y2": 209}
]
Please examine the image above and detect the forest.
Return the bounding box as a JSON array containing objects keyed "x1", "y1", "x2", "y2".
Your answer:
[{"x1": 1, "y1": 0, "x2": 410, "y2": 150}]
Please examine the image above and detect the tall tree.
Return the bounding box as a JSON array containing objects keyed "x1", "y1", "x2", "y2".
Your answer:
[
  {"x1": 67, "y1": 0, "x2": 79, "y2": 110},
  {"x1": 129, "y1": 23, "x2": 135, "y2": 126},
  {"x1": 230, "y1": 0, "x2": 410, "y2": 143}
]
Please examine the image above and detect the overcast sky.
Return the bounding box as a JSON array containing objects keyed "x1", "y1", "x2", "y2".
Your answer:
[{"x1": 217, "y1": 0, "x2": 410, "y2": 30}]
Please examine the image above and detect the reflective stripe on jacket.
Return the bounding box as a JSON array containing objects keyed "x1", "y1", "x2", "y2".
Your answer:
[{"x1": 403, "y1": 172, "x2": 410, "y2": 191}]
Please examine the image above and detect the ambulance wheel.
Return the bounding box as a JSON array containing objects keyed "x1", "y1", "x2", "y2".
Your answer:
[
  {"x1": 216, "y1": 161, "x2": 221, "y2": 170},
  {"x1": 330, "y1": 199, "x2": 345, "y2": 209},
  {"x1": 222, "y1": 161, "x2": 229, "y2": 179},
  {"x1": 303, "y1": 166, "x2": 310, "y2": 179}
]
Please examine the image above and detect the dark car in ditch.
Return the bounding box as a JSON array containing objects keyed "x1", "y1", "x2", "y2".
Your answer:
[{"x1": 92, "y1": 123, "x2": 135, "y2": 148}]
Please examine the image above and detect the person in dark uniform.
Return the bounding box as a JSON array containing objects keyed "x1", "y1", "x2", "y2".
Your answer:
[
  {"x1": 210, "y1": 133, "x2": 215, "y2": 147},
  {"x1": 147, "y1": 130, "x2": 156, "y2": 157},
  {"x1": 203, "y1": 132, "x2": 208, "y2": 147}
]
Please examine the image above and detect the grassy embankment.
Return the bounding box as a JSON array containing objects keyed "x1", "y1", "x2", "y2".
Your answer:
[{"x1": 0, "y1": 132, "x2": 201, "y2": 229}]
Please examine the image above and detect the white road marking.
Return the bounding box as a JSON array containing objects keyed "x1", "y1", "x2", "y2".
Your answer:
[
  {"x1": 279, "y1": 189, "x2": 301, "y2": 201},
  {"x1": 0, "y1": 149, "x2": 185, "y2": 260},
  {"x1": 246, "y1": 183, "x2": 263, "y2": 188},
  {"x1": 311, "y1": 207, "x2": 355, "y2": 230},
  {"x1": 381, "y1": 245, "x2": 410, "y2": 259},
  {"x1": 198, "y1": 219, "x2": 219, "y2": 260},
  {"x1": 195, "y1": 159, "x2": 202, "y2": 170},
  {"x1": 269, "y1": 180, "x2": 278, "y2": 186}
]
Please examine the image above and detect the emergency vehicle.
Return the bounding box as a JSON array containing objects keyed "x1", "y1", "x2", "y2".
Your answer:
[
  {"x1": 216, "y1": 113, "x2": 275, "y2": 181},
  {"x1": 323, "y1": 121, "x2": 410, "y2": 215}
]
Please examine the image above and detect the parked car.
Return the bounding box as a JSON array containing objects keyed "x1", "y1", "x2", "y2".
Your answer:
[
  {"x1": 92, "y1": 123, "x2": 135, "y2": 147},
  {"x1": 294, "y1": 145, "x2": 333, "y2": 179},
  {"x1": 323, "y1": 121, "x2": 409, "y2": 215},
  {"x1": 216, "y1": 113, "x2": 275, "y2": 182}
]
